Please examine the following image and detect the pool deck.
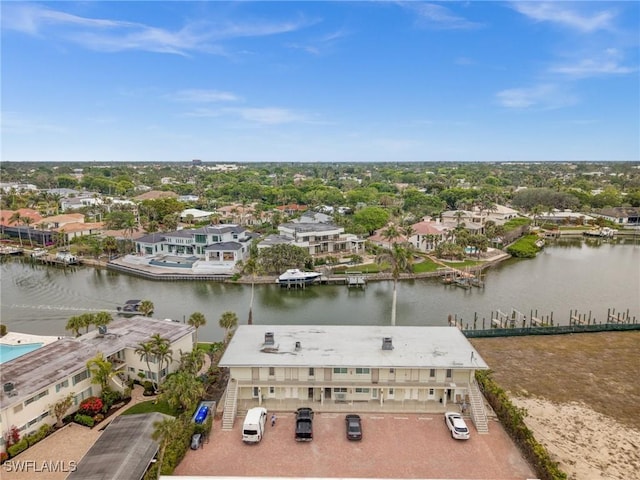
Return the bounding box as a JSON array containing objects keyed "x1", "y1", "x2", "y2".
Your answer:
[{"x1": 0, "y1": 332, "x2": 63, "y2": 346}]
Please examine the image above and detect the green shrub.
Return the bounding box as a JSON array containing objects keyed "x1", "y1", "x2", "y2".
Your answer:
[
  {"x1": 7, "y1": 439, "x2": 28, "y2": 457},
  {"x1": 506, "y1": 235, "x2": 541, "y2": 258},
  {"x1": 143, "y1": 381, "x2": 155, "y2": 395},
  {"x1": 0, "y1": 324, "x2": 7, "y2": 337},
  {"x1": 74, "y1": 414, "x2": 95, "y2": 427},
  {"x1": 476, "y1": 371, "x2": 567, "y2": 480},
  {"x1": 101, "y1": 389, "x2": 122, "y2": 410}
]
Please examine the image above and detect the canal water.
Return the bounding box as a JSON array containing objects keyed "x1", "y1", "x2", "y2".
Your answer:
[{"x1": 1, "y1": 240, "x2": 638, "y2": 342}]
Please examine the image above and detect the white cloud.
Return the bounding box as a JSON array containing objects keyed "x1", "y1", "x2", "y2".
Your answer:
[
  {"x1": 0, "y1": 112, "x2": 68, "y2": 135},
  {"x1": 511, "y1": 2, "x2": 616, "y2": 33},
  {"x1": 550, "y1": 49, "x2": 637, "y2": 78},
  {"x1": 496, "y1": 84, "x2": 577, "y2": 110},
  {"x1": 167, "y1": 89, "x2": 241, "y2": 103},
  {"x1": 1, "y1": 4, "x2": 315, "y2": 55},
  {"x1": 402, "y1": 2, "x2": 482, "y2": 30},
  {"x1": 229, "y1": 107, "x2": 304, "y2": 125}
]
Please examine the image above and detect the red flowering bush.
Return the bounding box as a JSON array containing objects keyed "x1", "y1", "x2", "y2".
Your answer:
[{"x1": 78, "y1": 397, "x2": 103, "y2": 416}]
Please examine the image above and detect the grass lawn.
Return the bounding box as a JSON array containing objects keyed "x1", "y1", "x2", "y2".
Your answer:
[
  {"x1": 470, "y1": 331, "x2": 640, "y2": 429},
  {"x1": 412, "y1": 258, "x2": 441, "y2": 273},
  {"x1": 121, "y1": 399, "x2": 180, "y2": 417},
  {"x1": 440, "y1": 259, "x2": 483, "y2": 268}
]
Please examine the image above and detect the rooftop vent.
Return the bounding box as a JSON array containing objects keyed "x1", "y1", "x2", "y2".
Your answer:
[
  {"x1": 382, "y1": 337, "x2": 394, "y2": 350},
  {"x1": 295, "y1": 341, "x2": 301, "y2": 351},
  {"x1": 4, "y1": 382, "x2": 15, "y2": 393},
  {"x1": 264, "y1": 332, "x2": 275, "y2": 345}
]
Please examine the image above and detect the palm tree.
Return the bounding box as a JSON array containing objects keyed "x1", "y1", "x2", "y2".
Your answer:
[
  {"x1": 86, "y1": 353, "x2": 114, "y2": 392},
  {"x1": 139, "y1": 300, "x2": 154, "y2": 317},
  {"x1": 152, "y1": 416, "x2": 178, "y2": 478},
  {"x1": 94, "y1": 311, "x2": 113, "y2": 329},
  {"x1": 381, "y1": 224, "x2": 400, "y2": 249},
  {"x1": 242, "y1": 256, "x2": 262, "y2": 325},
  {"x1": 453, "y1": 210, "x2": 465, "y2": 227},
  {"x1": 135, "y1": 341, "x2": 155, "y2": 383},
  {"x1": 150, "y1": 334, "x2": 173, "y2": 387},
  {"x1": 187, "y1": 312, "x2": 206, "y2": 345},
  {"x1": 9, "y1": 211, "x2": 23, "y2": 246},
  {"x1": 21, "y1": 216, "x2": 34, "y2": 247},
  {"x1": 219, "y1": 311, "x2": 238, "y2": 343},
  {"x1": 376, "y1": 243, "x2": 414, "y2": 326},
  {"x1": 179, "y1": 348, "x2": 205, "y2": 376},
  {"x1": 103, "y1": 236, "x2": 118, "y2": 258},
  {"x1": 65, "y1": 315, "x2": 84, "y2": 337},
  {"x1": 158, "y1": 371, "x2": 204, "y2": 412},
  {"x1": 79, "y1": 312, "x2": 95, "y2": 334}
]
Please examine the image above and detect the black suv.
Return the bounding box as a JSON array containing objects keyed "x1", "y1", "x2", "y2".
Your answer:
[{"x1": 345, "y1": 414, "x2": 362, "y2": 441}]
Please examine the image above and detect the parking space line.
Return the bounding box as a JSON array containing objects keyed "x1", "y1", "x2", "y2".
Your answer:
[{"x1": 393, "y1": 416, "x2": 409, "y2": 420}]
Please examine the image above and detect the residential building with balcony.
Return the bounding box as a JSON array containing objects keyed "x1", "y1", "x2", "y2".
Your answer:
[
  {"x1": 219, "y1": 325, "x2": 490, "y2": 432},
  {"x1": 0, "y1": 317, "x2": 194, "y2": 454},
  {"x1": 266, "y1": 222, "x2": 365, "y2": 256}
]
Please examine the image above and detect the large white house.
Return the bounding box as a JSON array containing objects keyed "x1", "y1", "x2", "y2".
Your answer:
[
  {"x1": 259, "y1": 222, "x2": 365, "y2": 257},
  {"x1": 219, "y1": 325, "x2": 490, "y2": 431},
  {"x1": 0, "y1": 317, "x2": 194, "y2": 454},
  {"x1": 135, "y1": 224, "x2": 253, "y2": 265}
]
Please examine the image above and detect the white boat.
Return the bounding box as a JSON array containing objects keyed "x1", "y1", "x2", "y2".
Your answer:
[{"x1": 277, "y1": 269, "x2": 321, "y2": 286}]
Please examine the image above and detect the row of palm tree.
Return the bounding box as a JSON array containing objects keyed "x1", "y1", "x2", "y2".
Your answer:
[
  {"x1": 134, "y1": 334, "x2": 174, "y2": 390},
  {"x1": 65, "y1": 311, "x2": 113, "y2": 337}
]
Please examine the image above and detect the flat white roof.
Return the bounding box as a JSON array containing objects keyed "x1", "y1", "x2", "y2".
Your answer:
[{"x1": 220, "y1": 325, "x2": 488, "y2": 370}]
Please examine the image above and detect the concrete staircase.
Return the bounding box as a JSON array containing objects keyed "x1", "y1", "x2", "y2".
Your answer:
[
  {"x1": 467, "y1": 381, "x2": 489, "y2": 434},
  {"x1": 221, "y1": 379, "x2": 238, "y2": 431}
]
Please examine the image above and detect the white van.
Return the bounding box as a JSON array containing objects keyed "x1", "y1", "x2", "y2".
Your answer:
[{"x1": 242, "y1": 407, "x2": 267, "y2": 443}]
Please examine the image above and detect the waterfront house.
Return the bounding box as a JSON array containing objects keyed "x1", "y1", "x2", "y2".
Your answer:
[
  {"x1": 408, "y1": 219, "x2": 450, "y2": 252},
  {"x1": 0, "y1": 317, "x2": 194, "y2": 455},
  {"x1": 592, "y1": 207, "x2": 640, "y2": 226},
  {"x1": 134, "y1": 224, "x2": 253, "y2": 267},
  {"x1": 219, "y1": 325, "x2": 489, "y2": 429},
  {"x1": 261, "y1": 222, "x2": 365, "y2": 257}
]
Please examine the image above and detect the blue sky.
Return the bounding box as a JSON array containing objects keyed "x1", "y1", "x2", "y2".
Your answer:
[{"x1": 2, "y1": 1, "x2": 639, "y2": 163}]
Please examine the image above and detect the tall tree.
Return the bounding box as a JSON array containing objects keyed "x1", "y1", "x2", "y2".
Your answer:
[
  {"x1": 135, "y1": 341, "x2": 155, "y2": 384},
  {"x1": 187, "y1": 312, "x2": 206, "y2": 345},
  {"x1": 381, "y1": 224, "x2": 401, "y2": 249},
  {"x1": 21, "y1": 216, "x2": 34, "y2": 247},
  {"x1": 376, "y1": 243, "x2": 414, "y2": 326},
  {"x1": 152, "y1": 416, "x2": 178, "y2": 478},
  {"x1": 218, "y1": 311, "x2": 238, "y2": 343},
  {"x1": 150, "y1": 334, "x2": 173, "y2": 387},
  {"x1": 9, "y1": 212, "x2": 23, "y2": 246}
]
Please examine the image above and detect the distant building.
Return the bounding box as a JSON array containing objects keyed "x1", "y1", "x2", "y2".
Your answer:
[{"x1": 592, "y1": 207, "x2": 640, "y2": 226}]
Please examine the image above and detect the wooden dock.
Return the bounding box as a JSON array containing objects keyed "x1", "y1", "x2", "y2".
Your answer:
[{"x1": 346, "y1": 271, "x2": 366, "y2": 289}]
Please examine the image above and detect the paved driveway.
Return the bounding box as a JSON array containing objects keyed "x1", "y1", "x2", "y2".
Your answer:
[{"x1": 175, "y1": 412, "x2": 536, "y2": 479}]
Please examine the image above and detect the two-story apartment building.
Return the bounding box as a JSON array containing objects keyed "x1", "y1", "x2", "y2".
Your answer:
[
  {"x1": 0, "y1": 317, "x2": 194, "y2": 454},
  {"x1": 220, "y1": 325, "x2": 489, "y2": 427}
]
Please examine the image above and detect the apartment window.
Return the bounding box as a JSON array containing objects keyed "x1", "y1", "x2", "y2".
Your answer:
[
  {"x1": 429, "y1": 369, "x2": 436, "y2": 378},
  {"x1": 252, "y1": 387, "x2": 259, "y2": 398},
  {"x1": 72, "y1": 369, "x2": 90, "y2": 386},
  {"x1": 355, "y1": 388, "x2": 370, "y2": 394},
  {"x1": 268, "y1": 367, "x2": 275, "y2": 376},
  {"x1": 269, "y1": 386, "x2": 275, "y2": 394},
  {"x1": 308, "y1": 368, "x2": 315, "y2": 377},
  {"x1": 429, "y1": 388, "x2": 435, "y2": 396},
  {"x1": 24, "y1": 390, "x2": 49, "y2": 406},
  {"x1": 74, "y1": 387, "x2": 93, "y2": 406},
  {"x1": 333, "y1": 368, "x2": 347, "y2": 374},
  {"x1": 388, "y1": 388, "x2": 394, "y2": 395},
  {"x1": 446, "y1": 369, "x2": 452, "y2": 379},
  {"x1": 355, "y1": 368, "x2": 370, "y2": 375},
  {"x1": 389, "y1": 368, "x2": 395, "y2": 374},
  {"x1": 334, "y1": 387, "x2": 347, "y2": 393},
  {"x1": 55, "y1": 380, "x2": 69, "y2": 393}
]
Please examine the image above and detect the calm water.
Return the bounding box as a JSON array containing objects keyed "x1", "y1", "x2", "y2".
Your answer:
[{"x1": 1, "y1": 240, "x2": 638, "y2": 342}]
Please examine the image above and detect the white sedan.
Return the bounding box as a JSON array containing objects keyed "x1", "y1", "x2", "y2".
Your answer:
[{"x1": 444, "y1": 412, "x2": 470, "y2": 440}]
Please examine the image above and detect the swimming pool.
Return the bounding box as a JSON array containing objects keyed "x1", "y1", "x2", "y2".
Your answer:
[{"x1": 0, "y1": 343, "x2": 44, "y2": 364}]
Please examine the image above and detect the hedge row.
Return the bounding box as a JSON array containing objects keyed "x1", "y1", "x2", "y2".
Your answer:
[
  {"x1": 475, "y1": 370, "x2": 567, "y2": 480},
  {"x1": 6, "y1": 424, "x2": 52, "y2": 458},
  {"x1": 506, "y1": 234, "x2": 541, "y2": 258}
]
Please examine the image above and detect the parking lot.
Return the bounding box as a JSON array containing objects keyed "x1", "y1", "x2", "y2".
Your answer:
[{"x1": 175, "y1": 412, "x2": 536, "y2": 479}]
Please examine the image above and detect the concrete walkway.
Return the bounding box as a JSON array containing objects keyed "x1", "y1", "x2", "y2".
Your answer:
[{"x1": 1, "y1": 385, "x2": 154, "y2": 480}]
